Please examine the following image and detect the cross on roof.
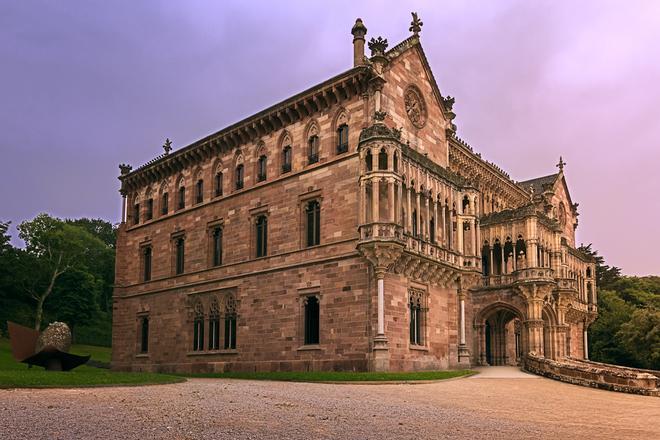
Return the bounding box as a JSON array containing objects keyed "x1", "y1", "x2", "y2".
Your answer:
[{"x1": 556, "y1": 156, "x2": 566, "y2": 171}]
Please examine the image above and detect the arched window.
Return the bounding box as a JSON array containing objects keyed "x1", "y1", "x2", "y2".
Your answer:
[
  {"x1": 304, "y1": 295, "x2": 320, "y2": 345},
  {"x1": 337, "y1": 124, "x2": 349, "y2": 154},
  {"x1": 365, "y1": 150, "x2": 373, "y2": 171},
  {"x1": 393, "y1": 152, "x2": 399, "y2": 172},
  {"x1": 192, "y1": 302, "x2": 204, "y2": 351},
  {"x1": 482, "y1": 241, "x2": 491, "y2": 276},
  {"x1": 308, "y1": 135, "x2": 319, "y2": 164},
  {"x1": 208, "y1": 300, "x2": 220, "y2": 350},
  {"x1": 224, "y1": 296, "x2": 237, "y2": 349},
  {"x1": 409, "y1": 291, "x2": 424, "y2": 346},
  {"x1": 195, "y1": 179, "x2": 204, "y2": 204},
  {"x1": 504, "y1": 238, "x2": 514, "y2": 270},
  {"x1": 516, "y1": 235, "x2": 527, "y2": 257},
  {"x1": 235, "y1": 164, "x2": 244, "y2": 190},
  {"x1": 178, "y1": 185, "x2": 185, "y2": 210},
  {"x1": 378, "y1": 148, "x2": 388, "y2": 170},
  {"x1": 161, "y1": 192, "x2": 169, "y2": 215},
  {"x1": 145, "y1": 197, "x2": 154, "y2": 220},
  {"x1": 282, "y1": 146, "x2": 292, "y2": 173},
  {"x1": 306, "y1": 200, "x2": 321, "y2": 247},
  {"x1": 255, "y1": 215, "x2": 268, "y2": 258},
  {"x1": 214, "y1": 171, "x2": 223, "y2": 197},
  {"x1": 412, "y1": 209, "x2": 418, "y2": 237},
  {"x1": 133, "y1": 201, "x2": 140, "y2": 225},
  {"x1": 429, "y1": 217, "x2": 435, "y2": 243},
  {"x1": 175, "y1": 237, "x2": 185, "y2": 275},
  {"x1": 257, "y1": 155, "x2": 267, "y2": 182},
  {"x1": 212, "y1": 226, "x2": 222, "y2": 267}
]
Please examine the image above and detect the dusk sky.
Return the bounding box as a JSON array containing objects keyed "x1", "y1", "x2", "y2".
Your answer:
[{"x1": 1, "y1": 1, "x2": 658, "y2": 275}]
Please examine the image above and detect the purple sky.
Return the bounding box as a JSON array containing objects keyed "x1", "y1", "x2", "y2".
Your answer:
[{"x1": 1, "y1": 1, "x2": 659, "y2": 275}]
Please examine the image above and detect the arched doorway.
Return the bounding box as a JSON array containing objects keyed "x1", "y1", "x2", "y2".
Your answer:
[{"x1": 477, "y1": 303, "x2": 525, "y2": 366}]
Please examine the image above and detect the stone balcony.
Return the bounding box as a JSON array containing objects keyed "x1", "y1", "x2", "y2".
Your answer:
[{"x1": 481, "y1": 267, "x2": 555, "y2": 288}]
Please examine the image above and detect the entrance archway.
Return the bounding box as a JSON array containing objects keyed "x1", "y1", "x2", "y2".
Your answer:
[{"x1": 477, "y1": 303, "x2": 525, "y2": 366}]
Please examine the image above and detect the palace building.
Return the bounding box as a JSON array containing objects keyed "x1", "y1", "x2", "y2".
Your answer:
[{"x1": 112, "y1": 14, "x2": 597, "y2": 373}]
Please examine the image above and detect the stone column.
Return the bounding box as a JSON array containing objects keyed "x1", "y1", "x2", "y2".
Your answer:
[
  {"x1": 121, "y1": 193, "x2": 127, "y2": 224},
  {"x1": 373, "y1": 269, "x2": 389, "y2": 371},
  {"x1": 396, "y1": 181, "x2": 402, "y2": 226},
  {"x1": 458, "y1": 289, "x2": 470, "y2": 365},
  {"x1": 359, "y1": 180, "x2": 366, "y2": 225},
  {"x1": 372, "y1": 179, "x2": 379, "y2": 224},
  {"x1": 416, "y1": 191, "x2": 421, "y2": 236},
  {"x1": 457, "y1": 216, "x2": 464, "y2": 255},
  {"x1": 525, "y1": 297, "x2": 545, "y2": 355},
  {"x1": 583, "y1": 324, "x2": 589, "y2": 360}
]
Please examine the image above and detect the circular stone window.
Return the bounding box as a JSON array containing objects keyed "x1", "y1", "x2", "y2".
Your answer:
[{"x1": 404, "y1": 85, "x2": 427, "y2": 129}]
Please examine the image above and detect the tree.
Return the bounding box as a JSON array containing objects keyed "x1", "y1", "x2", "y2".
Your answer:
[
  {"x1": 577, "y1": 243, "x2": 622, "y2": 289},
  {"x1": 17, "y1": 213, "x2": 109, "y2": 330},
  {"x1": 617, "y1": 308, "x2": 660, "y2": 369}
]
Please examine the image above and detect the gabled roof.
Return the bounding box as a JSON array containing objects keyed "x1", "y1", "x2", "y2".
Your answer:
[{"x1": 517, "y1": 173, "x2": 559, "y2": 195}]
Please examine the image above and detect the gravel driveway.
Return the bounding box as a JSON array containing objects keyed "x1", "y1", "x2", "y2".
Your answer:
[{"x1": 1, "y1": 371, "x2": 658, "y2": 439}]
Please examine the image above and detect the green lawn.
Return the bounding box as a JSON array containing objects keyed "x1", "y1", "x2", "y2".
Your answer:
[
  {"x1": 183, "y1": 369, "x2": 475, "y2": 382},
  {"x1": 0, "y1": 339, "x2": 184, "y2": 389}
]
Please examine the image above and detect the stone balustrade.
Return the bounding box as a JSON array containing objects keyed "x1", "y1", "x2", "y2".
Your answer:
[{"x1": 524, "y1": 354, "x2": 659, "y2": 396}]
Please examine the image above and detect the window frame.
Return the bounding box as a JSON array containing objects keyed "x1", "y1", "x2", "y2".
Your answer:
[
  {"x1": 138, "y1": 314, "x2": 149, "y2": 354},
  {"x1": 141, "y1": 244, "x2": 152, "y2": 282},
  {"x1": 235, "y1": 164, "x2": 244, "y2": 190},
  {"x1": 161, "y1": 192, "x2": 169, "y2": 215},
  {"x1": 336, "y1": 124, "x2": 349, "y2": 154},
  {"x1": 281, "y1": 145, "x2": 292, "y2": 174},
  {"x1": 307, "y1": 135, "x2": 319, "y2": 165},
  {"x1": 257, "y1": 154, "x2": 267, "y2": 182},
  {"x1": 195, "y1": 179, "x2": 204, "y2": 204},
  {"x1": 172, "y1": 233, "x2": 185, "y2": 276},
  {"x1": 305, "y1": 200, "x2": 321, "y2": 248}
]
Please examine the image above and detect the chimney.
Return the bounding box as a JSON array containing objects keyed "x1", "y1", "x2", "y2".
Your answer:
[{"x1": 351, "y1": 18, "x2": 367, "y2": 67}]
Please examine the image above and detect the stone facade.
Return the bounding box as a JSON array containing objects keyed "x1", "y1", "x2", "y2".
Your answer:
[{"x1": 112, "y1": 14, "x2": 597, "y2": 373}]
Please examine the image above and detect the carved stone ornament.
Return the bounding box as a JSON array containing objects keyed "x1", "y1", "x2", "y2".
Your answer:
[
  {"x1": 368, "y1": 36, "x2": 388, "y2": 56},
  {"x1": 409, "y1": 12, "x2": 423, "y2": 35},
  {"x1": 119, "y1": 163, "x2": 132, "y2": 175},
  {"x1": 404, "y1": 86, "x2": 427, "y2": 129}
]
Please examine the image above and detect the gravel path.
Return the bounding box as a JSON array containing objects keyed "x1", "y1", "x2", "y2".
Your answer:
[{"x1": 1, "y1": 372, "x2": 658, "y2": 439}]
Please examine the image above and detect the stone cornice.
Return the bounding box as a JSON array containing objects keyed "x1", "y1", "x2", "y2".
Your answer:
[
  {"x1": 120, "y1": 66, "x2": 373, "y2": 192},
  {"x1": 400, "y1": 142, "x2": 467, "y2": 188},
  {"x1": 448, "y1": 137, "x2": 529, "y2": 206}
]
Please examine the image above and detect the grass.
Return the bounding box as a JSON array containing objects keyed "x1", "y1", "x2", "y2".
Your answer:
[
  {"x1": 0, "y1": 338, "x2": 184, "y2": 389},
  {"x1": 183, "y1": 369, "x2": 475, "y2": 382}
]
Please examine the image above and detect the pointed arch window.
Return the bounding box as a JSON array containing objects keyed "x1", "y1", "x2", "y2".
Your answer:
[
  {"x1": 161, "y1": 192, "x2": 169, "y2": 215},
  {"x1": 365, "y1": 150, "x2": 373, "y2": 171},
  {"x1": 208, "y1": 300, "x2": 220, "y2": 350},
  {"x1": 412, "y1": 209, "x2": 418, "y2": 237},
  {"x1": 235, "y1": 164, "x2": 244, "y2": 190},
  {"x1": 337, "y1": 124, "x2": 349, "y2": 154},
  {"x1": 133, "y1": 202, "x2": 140, "y2": 225},
  {"x1": 214, "y1": 171, "x2": 223, "y2": 197},
  {"x1": 257, "y1": 155, "x2": 267, "y2": 182},
  {"x1": 192, "y1": 303, "x2": 204, "y2": 351},
  {"x1": 195, "y1": 179, "x2": 204, "y2": 204},
  {"x1": 178, "y1": 186, "x2": 186, "y2": 210},
  {"x1": 282, "y1": 146, "x2": 292, "y2": 173},
  {"x1": 146, "y1": 198, "x2": 153, "y2": 220},
  {"x1": 308, "y1": 135, "x2": 319, "y2": 164},
  {"x1": 409, "y1": 289, "x2": 426, "y2": 346},
  {"x1": 378, "y1": 148, "x2": 388, "y2": 170},
  {"x1": 224, "y1": 297, "x2": 237, "y2": 350}
]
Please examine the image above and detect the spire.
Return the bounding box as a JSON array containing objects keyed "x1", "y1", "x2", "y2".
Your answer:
[
  {"x1": 409, "y1": 12, "x2": 423, "y2": 36},
  {"x1": 556, "y1": 156, "x2": 566, "y2": 172},
  {"x1": 351, "y1": 18, "x2": 368, "y2": 67}
]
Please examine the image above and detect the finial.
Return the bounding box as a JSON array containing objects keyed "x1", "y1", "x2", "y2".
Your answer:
[
  {"x1": 119, "y1": 163, "x2": 132, "y2": 175},
  {"x1": 529, "y1": 184, "x2": 535, "y2": 200},
  {"x1": 368, "y1": 36, "x2": 388, "y2": 56},
  {"x1": 351, "y1": 18, "x2": 367, "y2": 38},
  {"x1": 163, "y1": 138, "x2": 173, "y2": 155},
  {"x1": 556, "y1": 156, "x2": 566, "y2": 172},
  {"x1": 410, "y1": 12, "x2": 423, "y2": 35}
]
